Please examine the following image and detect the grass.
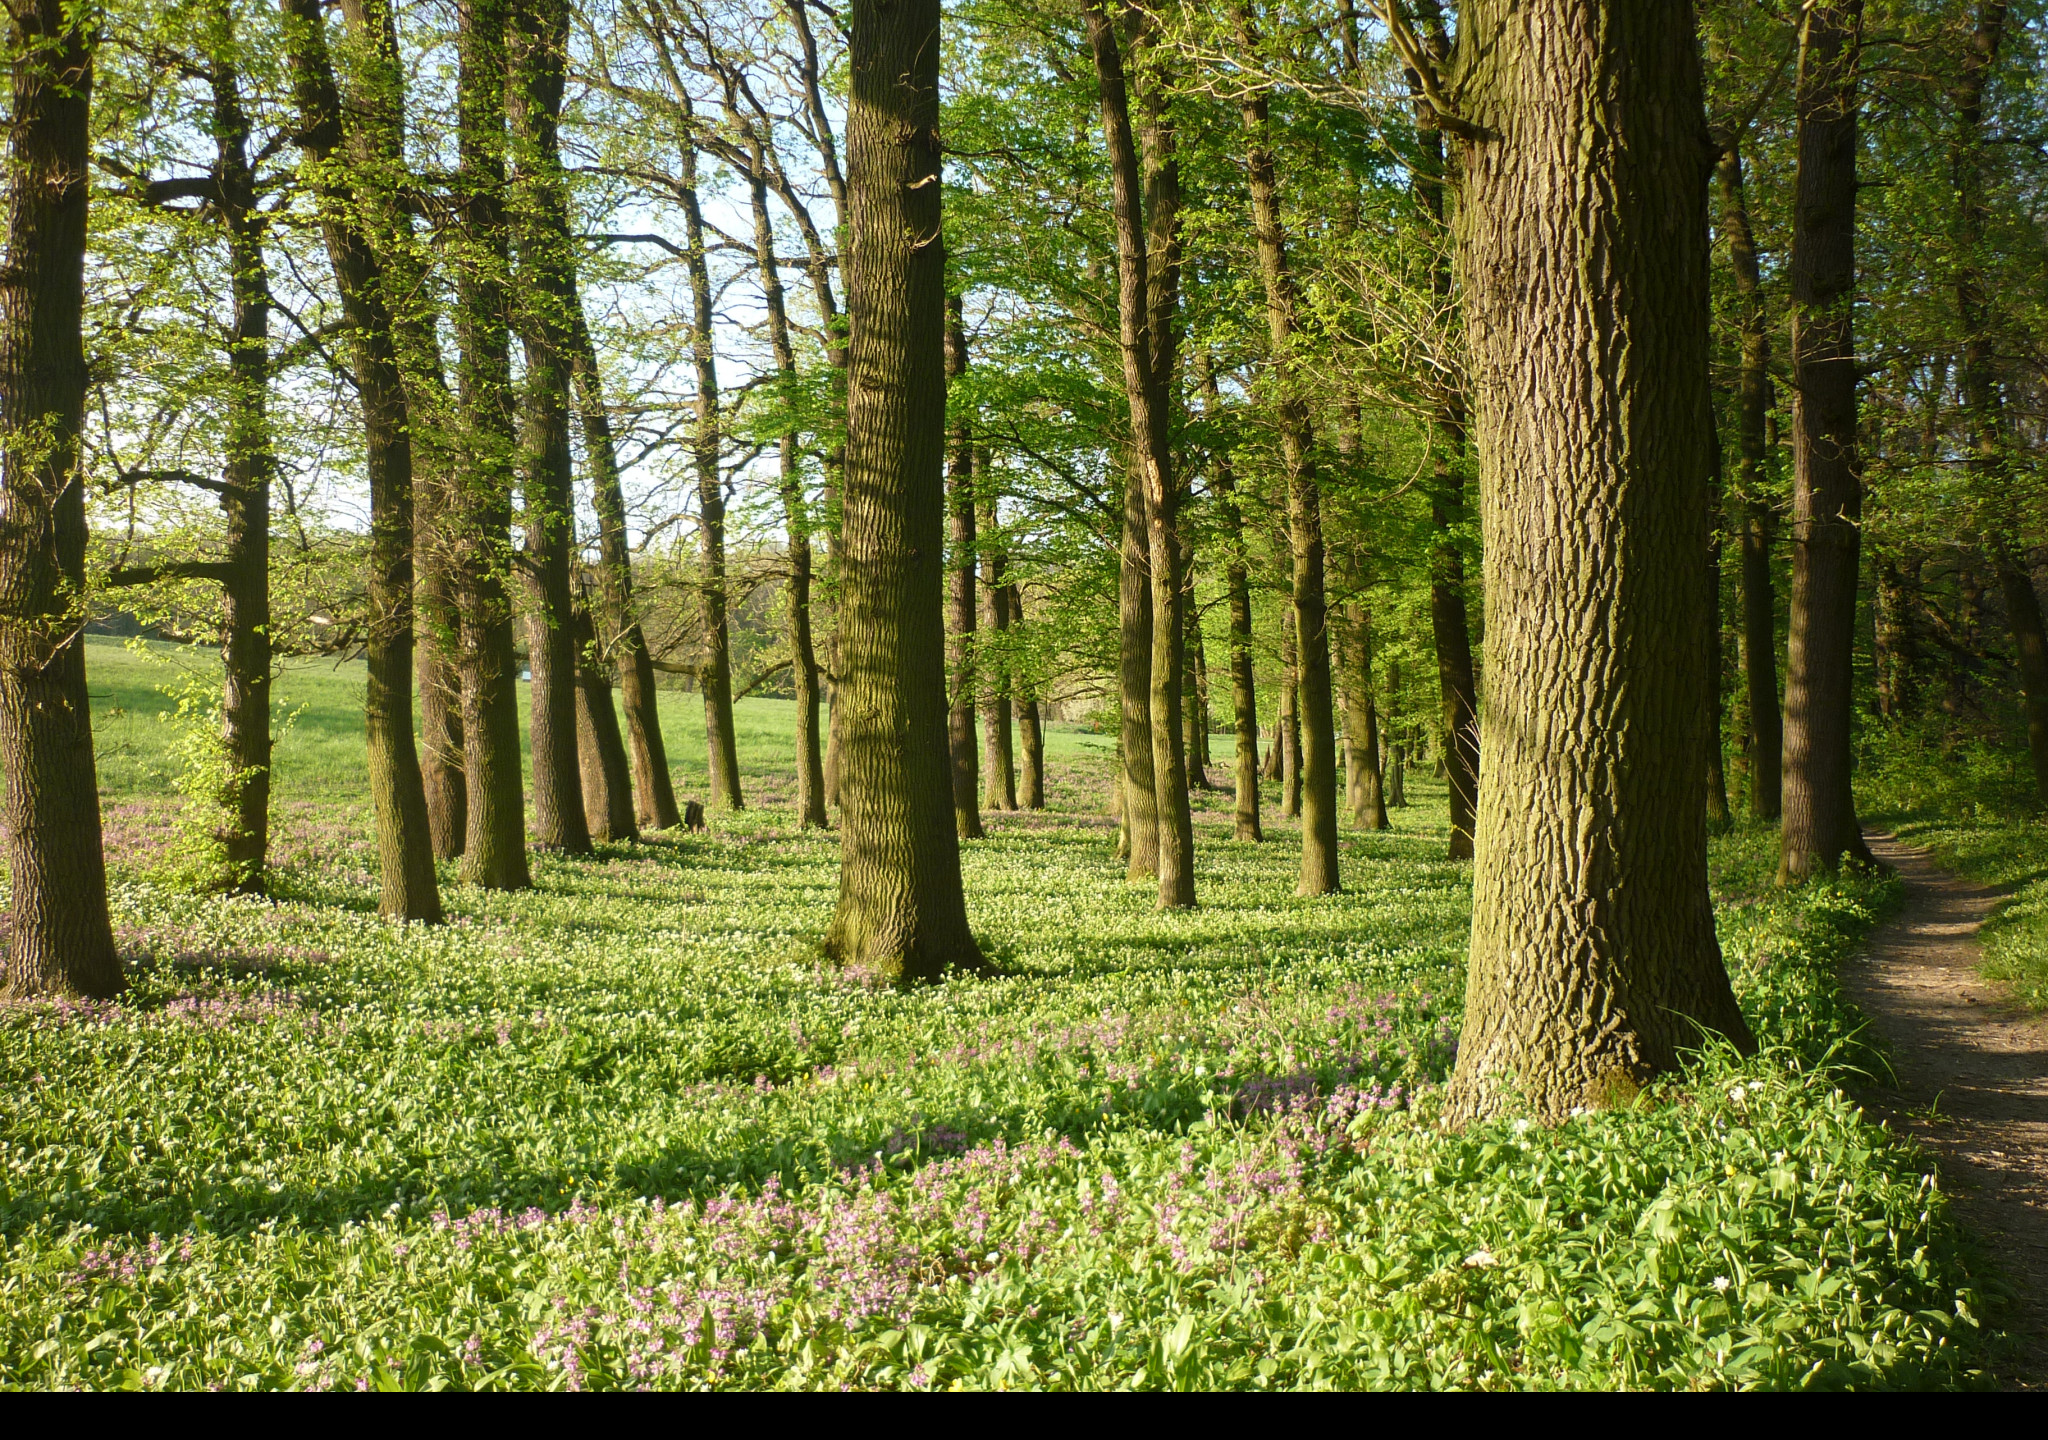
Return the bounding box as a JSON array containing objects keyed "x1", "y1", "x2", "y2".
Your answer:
[{"x1": 0, "y1": 643, "x2": 2003, "y2": 1388}]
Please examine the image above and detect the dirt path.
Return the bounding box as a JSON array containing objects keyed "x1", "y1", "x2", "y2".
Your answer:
[{"x1": 1846, "y1": 833, "x2": 2048, "y2": 1386}]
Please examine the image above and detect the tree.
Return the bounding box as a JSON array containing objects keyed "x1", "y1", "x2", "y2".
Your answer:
[
  {"x1": 281, "y1": 0, "x2": 441, "y2": 922},
  {"x1": 1416, "y1": 0, "x2": 1753, "y2": 1121},
  {"x1": 823, "y1": 0, "x2": 979, "y2": 982},
  {"x1": 944, "y1": 293, "x2": 985, "y2": 840},
  {"x1": 0, "y1": 0, "x2": 121, "y2": 998},
  {"x1": 1778, "y1": 0, "x2": 1870, "y2": 883}
]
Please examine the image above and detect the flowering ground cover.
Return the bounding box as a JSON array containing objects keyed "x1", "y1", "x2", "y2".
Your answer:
[{"x1": 0, "y1": 643, "x2": 2002, "y2": 1388}]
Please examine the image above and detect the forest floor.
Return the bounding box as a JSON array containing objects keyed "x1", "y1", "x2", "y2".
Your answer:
[{"x1": 1849, "y1": 834, "x2": 2048, "y2": 1387}]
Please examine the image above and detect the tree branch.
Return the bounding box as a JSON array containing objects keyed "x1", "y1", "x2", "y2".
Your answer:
[{"x1": 109, "y1": 561, "x2": 237, "y2": 587}]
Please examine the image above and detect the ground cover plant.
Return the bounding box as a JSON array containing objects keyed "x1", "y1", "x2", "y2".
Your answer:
[{"x1": 0, "y1": 651, "x2": 1997, "y2": 1389}]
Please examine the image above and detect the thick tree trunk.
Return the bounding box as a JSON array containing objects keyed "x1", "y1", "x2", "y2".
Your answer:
[
  {"x1": 572, "y1": 602, "x2": 636, "y2": 842},
  {"x1": 824, "y1": 0, "x2": 979, "y2": 982},
  {"x1": 0, "y1": 2, "x2": 120, "y2": 999},
  {"x1": 282, "y1": 0, "x2": 441, "y2": 921},
  {"x1": 508, "y1": 0, "x2": 587, "y2": 855},
  {"x1": 1715, "y1": 138, "x2": 1782, "y2": 821},
  {"x1": 944, "y1": 295, "x2": 984, "y2": 840},
  {"x1": 338, "y1": 0, "x2": 467, "y2": 859},
  {"x1": 1016, "y1": 684, "x2": 1045, "y2": 810},
  {"x1": 741, "y1": 139, "x2": 826, "y2": 829},
  {"x1": 1779, "y1": 0, "x2": 1869, "y2": 883},
  {"x1": 568, "y1": 292, "x2": 679, "y2": 830},
  {"x1": 1445, "y1": 0, "x2": 1753, "y2": 1123},
  {"x1": 981, "y1": 513, "x2": 1017, "y2": 811},
  {"x1": 451, "y1": 0, "x2": 530, "y2": 891},
  {"x1": 1243, "y1": 88, "x2": 1338, "y2": 895},
  {"x1": 1092, "y1": 8, "x2": 1193, "y2": 908}
]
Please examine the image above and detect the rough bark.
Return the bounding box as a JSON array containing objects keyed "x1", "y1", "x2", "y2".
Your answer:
[
  {"x1": 1779, "y1": 0, "x2": 1869, "y2": 883},
  {"x1": 451, "y1": 0, "x2": 530, "y2": 891},
  {"x1": 0, "y1": 1, "x2": 120, "y2": 998},
  {"x1": 735, "y1": 142, "x2": 827, "y2": 829},
  {"x1": 1445, "y1": 0, "x2": 1753, "y2": 1123},
  {"x1": 572, "y1": 601, "x2": 637, "y2": 842},
  {"x1": 824, "y1": 0, "x2": 979, "y2": 982},
  {"x1": 569, "y1": 289, "x2": 679, "y2": 830},
  {"x1": 944, "y1": 294, "x2": 984, "y2": 840},
  {"x1": 1091, "y1": 8, "x2": 1193, "y2": 908},
  {"x1": 282, "y1": 0, "x2": 441, "y2": 921},
  {"x1": 1243, "y1": 85, "x2": 1338, "y2": 895},
  {"x1": 1118, "y1": 452, "x2": 1158, "y2": 878},
  {"x1": 507, "y1": 0, "x2": 587, "y2": 855},
  {"x1": 1715, "y1": 137, "x2": 1781, "y2": 820}
]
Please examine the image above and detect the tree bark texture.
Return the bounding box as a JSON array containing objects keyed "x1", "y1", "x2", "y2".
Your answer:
[
  {"x1": 824, "y1": 0, "x2": 978, "y2": 982},
  {"x1": 1342, "y1": 600, "x2": 1389, "y2": 830},
  {"x1": 1118, "y1": 453, "x2": 1158, "y2": 879},
  {"x1": 507, "y1": 0, "x2": 587, "y2": 855},
  {"x1": 1715, "y1": 138, "x2": 1781, "y2": 820},
  {"x1": 338, "y1": 0, "x2": 468, "y2": 860},
  {"x1": 1092, "y1": 8, "x2": 1193, "y2": 908},
  {"x1": 451, "y1": 0, "x2": 530, "y2": 890},
  {"x1": 282, "y1": 0, "x2": 441, "y2": 921},
  {"x1": 1243, "y1": 88, "x2": 1338, "y2": 895},
  {"x1": 1779, "y1": 0, "x2": 1869, "y2": 884},
  {"x1": 0, "y1": 2, "x2": 120, "y2": 998},
  {"x1": 1446, "y1": 0, "x2": 1753, "y2": 1123},
  {"x1": 572, "y1": 601, "x2": 637, "y2": 842},
  {"x1": 944, "y1": 295, "x2": 984, "y2": 840}
]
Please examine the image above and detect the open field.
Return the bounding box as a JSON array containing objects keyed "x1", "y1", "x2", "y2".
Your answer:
[{"x1": 0, "y1": 639, "x2": 2002, "y2": 1389}]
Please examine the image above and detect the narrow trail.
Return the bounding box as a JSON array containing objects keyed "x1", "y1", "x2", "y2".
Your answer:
[{"x1": 1846, "y1": 833, "x2": 2048, "y2": 1387}]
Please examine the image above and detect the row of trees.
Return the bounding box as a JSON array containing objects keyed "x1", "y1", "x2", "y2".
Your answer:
[{"x1": 3, "y1": 0, "x2": 2043, "y2": 1117}]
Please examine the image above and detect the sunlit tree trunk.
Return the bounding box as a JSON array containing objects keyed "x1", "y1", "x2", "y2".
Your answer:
[
  {"x1": 1118, "y1": 453, "x2": 1158, "y2": 878},
  {"x1": 981, "y1": 492, "x2": 1018, "y2": 811},
  {"x1": 451, "y1": 0, "x2": 529, "y2": 891},
  {"x1": 944, "y1": 294, "x2": 984, "y2": 840},
  {"x1": 1444, "y1": 0, "x2": 1752, "y2": 1122},
  {"x1": 1242, "y1": 83, "x2": 1337, "y2": 894},
  {"x1": 1010, "y1": 581, "x2": 1043, "y2": 809},
  {"x1": 282, "y1": 0, "x2": 440, "y2": 921},
  {"x1": 508, "y1": 0, "x2": 587, "y2": 855},
  {"x1": 824, "y1": 0, "x2": 978, "y2": 981},
  {"x1": 1779, "y1": 0, "x2": 1869, "y2": 883},
  {"x1": 572, "y1": 600, "x2": 636, "y2": 842},
  {"x1": 0, "y1": 0, "x2": 120, "y2": 998}
]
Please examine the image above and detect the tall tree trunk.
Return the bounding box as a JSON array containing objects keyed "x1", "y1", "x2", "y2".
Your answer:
[
  {"x1": 1343, "y1": 599, "x2": 1389, "y2": 830},
  {"x1": 1948, "y1": 3, "x2": 2048, "y2": 799},
  {"x1": 1204, "y1": 361, "x2": 1261, "y2": 842},
  {"x1": 0, "y1": 1, "x2": 120, "y2": 999},
  {"x1": 569, "y1": 290, "x2": 679, "y2": 830},
  {"x1": 944, "y1": 294, "x2": 984, "y2": 840},
  {"x1": 1873, "y1": 552, "x2": 1919, "y2": 720},
  {"x1": 282, "y1": 0, "x2": 441, "y2": 921},
  {"x1": 741, "y1": 132, "x2": 826, "y2": 828},
  {"x1": 339, "y1": 0, "x2": 467, "y2": 859},
  {"x1": 572, "y1": 600, "x2": 636, "y2": 841},
  {"x1": 1706, "y1": 438, "x2": 1733, "y2": 832},
  {"x1": 825, "y1": 0, "x2": 979, "y2": 981},
  {"x1": 982, "y1": 500, "x2": 1018, "y2": 811},
  {"x1": 1277, "y1": 610, "x2": 1302, "y2": 817},
  {"x1": 1010, "y1": 581, "x2": 1043, "y2": 809},
  {"x1": 1118, "y1": 453, "x2": 1158, "y2": 878},
  {"x1": 1242, "y1": 83, "x2": 1338, "y2": 895},
  {"x1": 207, "y1": 44, "x2": 274, "y2": 895},
  {"x1": 1443, "y1": 0, "x2": 1753, "y2": 1123},
  {"x1": 675, "y1": 139, "x2": 742, "y2": 811},
  {"x1": 1091, "y1": 8, "x2": 1194, "y2": 908},
  {"x1": 1716, "y1": 137, "x2": 1781, "y2": 820},
  {"x1": 507, "y1": 0, "x2": 587, "y2": 855},
  {"x1": 1779, "y1": 0, "x2": 1869, "y2": 883},
  {"x1": 451, "y1": 0, "x2": 530, "y2": 891}
]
